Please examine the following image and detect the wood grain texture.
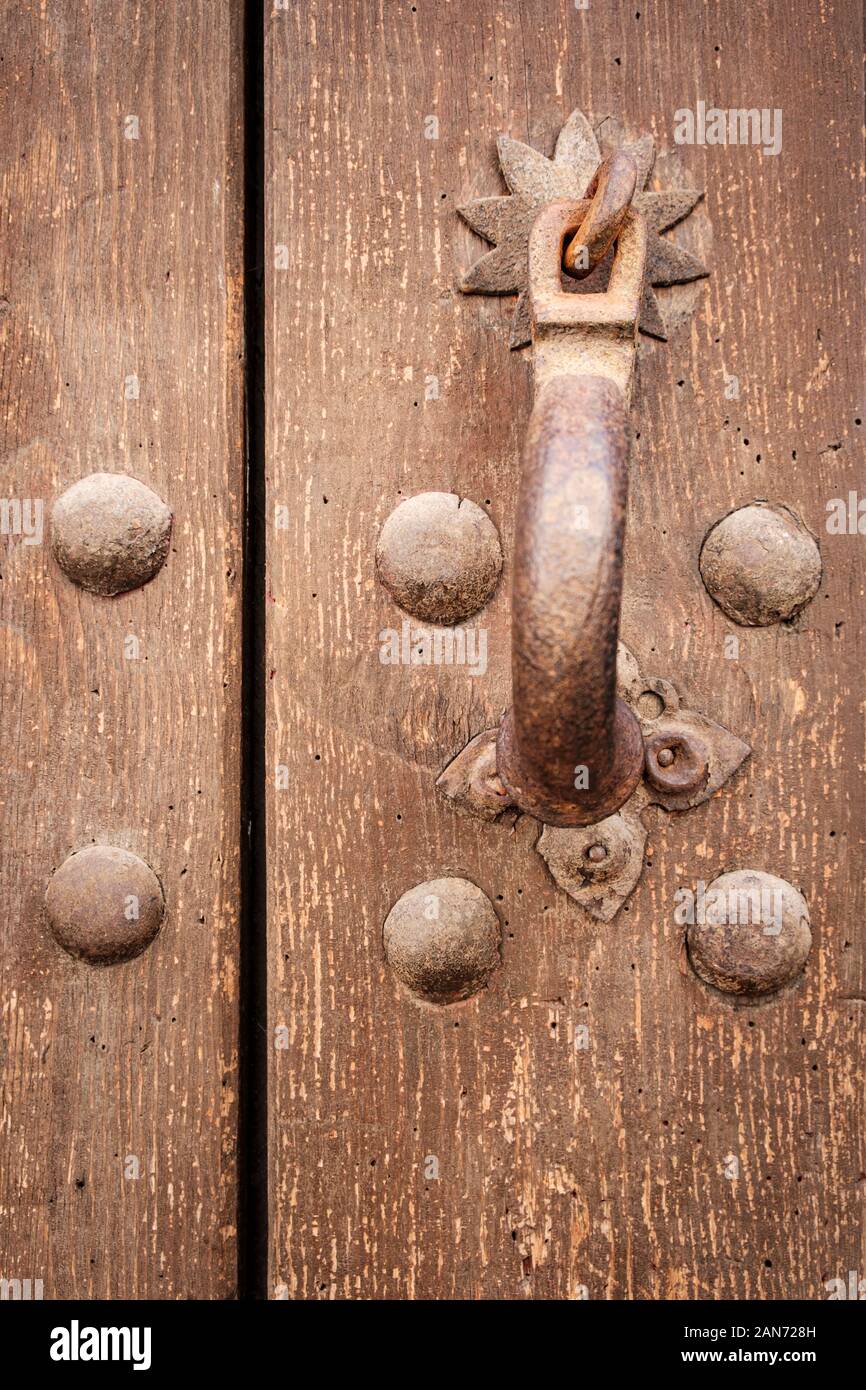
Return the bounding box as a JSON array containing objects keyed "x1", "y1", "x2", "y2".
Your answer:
[
  {"x1": 0, "y1": 2, "x2": 244, "y2": 1297},
  {"x1": 267, "y1": 0, "x2": 864, "y2": 1298}
]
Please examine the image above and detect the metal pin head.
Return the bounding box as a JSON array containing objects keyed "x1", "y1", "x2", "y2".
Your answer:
[
  {"x1": 376, "y1": 492, "x2": 502, "y2": 626},
  {"x1": 45, "y1": 845, "x2": 165, "y2": 965},
  {"x1": 699, "y1": 503, "x2": 822, "y2": 627},
  {"x1": 383, "y1": 877, "x2": 501, "y2": 1004},
  {"x1": 686, "y1": 870, "x2": 811, "y2": 996},
  {"x1": 51, "y1": 472, "x2": 172, "y2": 596}
]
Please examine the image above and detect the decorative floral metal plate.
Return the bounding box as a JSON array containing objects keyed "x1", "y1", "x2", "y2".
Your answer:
[
  {"x1": 437, "y1": 645, "x2": 750, "y2": 923},
  {"x1": 459, "y1": 108, "x2": 709, "y2": 348}
]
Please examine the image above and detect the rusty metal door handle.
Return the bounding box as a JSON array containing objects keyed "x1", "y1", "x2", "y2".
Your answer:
[
  {"x1": 496, "y1": 196, "x2": 648, "y2": 826},
  {"x1": 440, "y1": 111, "x2": 754, "y2": 926}
]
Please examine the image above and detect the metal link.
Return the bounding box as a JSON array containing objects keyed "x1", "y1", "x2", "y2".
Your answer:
[{"x1": 562, "y1": 151, "x2": 638, "y2": 280}]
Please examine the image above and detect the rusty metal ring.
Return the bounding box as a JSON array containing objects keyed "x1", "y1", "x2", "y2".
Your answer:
[{"x1": 562, "y1": 151, "x2": 638, "y2": 280}]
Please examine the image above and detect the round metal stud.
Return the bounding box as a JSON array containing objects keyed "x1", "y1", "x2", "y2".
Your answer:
[
  {"x1": 51, "y1": 472, "x2": 172, "y2": 596},
  {"x1": 699, "y1": 502, "x2": 822, "y2": 626},
  {"x1": 375, "y1": 492, "x2": 502, "y2": 625},
  {"x1": 45, "y1": 845, "x2": 165, "y2": 965},
  {"x1": 686, "y1": 869, "x2": 811, "y2": 996},
  {"x1": 383, "y1": 876, "x2": 500, "y2": 1004}
]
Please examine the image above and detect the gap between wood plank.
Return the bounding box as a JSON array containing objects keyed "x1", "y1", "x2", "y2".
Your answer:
[{"x1": 239, "y1": 0, "x2": 268, "y2": 1302}]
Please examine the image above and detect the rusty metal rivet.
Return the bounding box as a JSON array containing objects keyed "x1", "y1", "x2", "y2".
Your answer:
[
  {"x1": 699, "y1": 503, "x2": 822, "y2": 626},
  {"x1": 383, "y1": 877, "x2": 500, "y2": 1004},
  {"x1": 644, "y1": 729, "x2": 710, "y2": 797},
  {"x1": 51, "y1": 472, "x2": 172, "y2": 596},
  {"x1": 686, "y1": 870, "x2": 811, "y2": 997},
  {"x1": 375, "y1": 492, "x2": 502, "y2": 625},
  {"x1": 45, "y1": 845, "x2": 165, "y2": 965},
  {"x1": 543, "y1": 821, "x2": 632, "y2": 887}
]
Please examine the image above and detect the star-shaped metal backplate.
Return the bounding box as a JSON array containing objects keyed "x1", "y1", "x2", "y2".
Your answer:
[{"x1": 458, "y1": 108, "x2": 709, "y2": 348}]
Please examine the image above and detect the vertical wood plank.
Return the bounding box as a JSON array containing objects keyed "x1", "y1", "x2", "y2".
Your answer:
[
  {"x1": 0, "y1": 1, "x2": 244, "y2": 1297},
  {"x1": 267, "y1": 0, "x2": 863, "y2": 1298}
]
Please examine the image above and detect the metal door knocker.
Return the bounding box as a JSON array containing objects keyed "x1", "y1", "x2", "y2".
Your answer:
[{"x1": 435, "y1": 108, "x2": 751, "y2": 921}]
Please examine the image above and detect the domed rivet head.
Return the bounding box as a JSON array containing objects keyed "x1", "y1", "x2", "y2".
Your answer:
[
  {"x1": 383, "y1": 876, "x2": 500, "y2": 1003},
  {"x1": 686, "y1": 869, "x2": 811, "y2": 997},
  {"x1": 376, "y1": 492, "x2": 502, "y2": 625},
  {"x1": 45, "y1": 845, "x2": 165, "y2": 965},
  {"x1": 586, "y1": 843, "x2": 607, "y2": 864},
  {"x1": 51, "y1": 472, "x2": 172, "y2": 596},
  {"x1": 645, "y1": 728, "x2": 710, "y2": 797},
  {"x1": 699, "y1": 502, "x2": 822, "y2": 626}
]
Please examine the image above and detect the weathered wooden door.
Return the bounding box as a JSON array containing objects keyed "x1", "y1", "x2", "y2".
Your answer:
[
  {"x1": 1, "y1": 2, "x2": 244, "y2": 1299},
  {"x1": 2, "y1": 0, "x2": 863, "y2": 1305},
  {"x1": 264, "y1": 0, "x2": 863, "y2": 1301}
]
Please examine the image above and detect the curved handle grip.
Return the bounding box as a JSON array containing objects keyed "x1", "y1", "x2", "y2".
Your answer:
[{"x1": 496, "y1": 373, "x2": 644, "y2": 826}]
